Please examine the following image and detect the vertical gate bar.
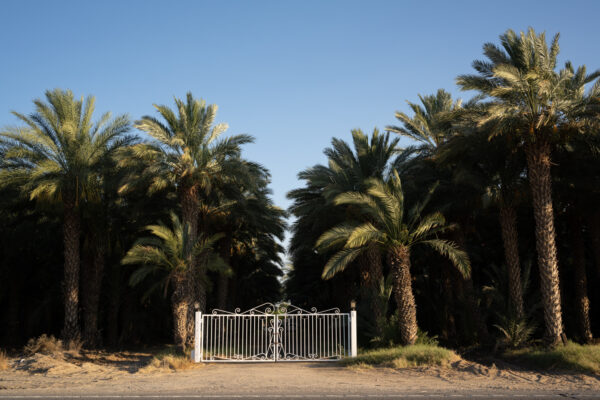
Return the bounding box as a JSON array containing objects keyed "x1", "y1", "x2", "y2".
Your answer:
[
  {"x1": 318, "y1": 316, "x2": 321, "y2": 358},
  {"x1": 339, "y1": 315, "x2": 342, "y2": 358},
  {"x1": 334, "y1": 315, "x2": 337, "y2": 358},
  {"x1": 336, "y1": 315, "x2": 339, "y2": 358},
  {"x1": 214, "y1": 316, "x2": 217, "y2": 359},
  {"x1": 303, "y1": 316, "x2": 306, "y2": 359},
  {"x1": 205, "y1": 316, "x2": 209, "y2": 361},
  {"x1": 275, "y1": 314, "x2": 279, "y2": 362},
  {"x1": 219, "y1": 316, "x2": 223, "y2": 360},
  {"x1": 343, "y1": 315, "x2": 347, "y2": 357},
  {"x1": 329, "y1": 314, "x2": 332, "y2": 358},
  {"x1": 311, "y1": 314, "x2": 315, "y2": 358},
  {"x1": 226, "y1": 316, "x2": 230, "y2": 360},
  {"x1": 209, "y1": 316, "x2": 213, "y2": 360},
  {"x1": 235, "y1": 314, "x2": 238, "y2": 359},
  {"x1": 233, "y1": 315, "x2": 236, "y2": 359},
  {"x1": 222, "y1": 316, "x2": 225, "y2": 360}
]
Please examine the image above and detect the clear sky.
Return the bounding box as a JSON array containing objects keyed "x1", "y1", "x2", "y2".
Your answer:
[{"x1": 2, "y1": 0, "x2": 599, "y2": 241}]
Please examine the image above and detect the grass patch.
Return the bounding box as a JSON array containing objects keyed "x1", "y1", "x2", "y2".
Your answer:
[
  {"x1": 140, "y1": 345, "x2": 197, "y2": 372},
  {"x1": 342, "y1": 344, "x2": 459, "y2": 368},
  {"x1": 0, "y1": 349, "x2": 9, "y2": 371},
  {"x1": 503, "y1": 341, "x2": 600, "y2": 374}
]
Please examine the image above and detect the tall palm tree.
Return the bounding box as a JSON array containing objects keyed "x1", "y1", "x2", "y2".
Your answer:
[
  {"x1": 316, "y1": 171, "x2": 470, "y2": 345},
  {"x1": 119, "y1": 93, "x2": 253, "y2": 314},
  {"x1": 288, "y1": 129, "x2": 400, "y2": 328},
  {"x1": 388, "y1": 90, "x2": 490, "y2": 343},
  {"x1": 0, "y1": 89, "x2": 131, "y2": 341},
  {"x1": 122, "y1": 213, "x2": 226, "y2": 351},
  {"x1": 457, "y1": 28, "x2": 600, "y2": 345}
]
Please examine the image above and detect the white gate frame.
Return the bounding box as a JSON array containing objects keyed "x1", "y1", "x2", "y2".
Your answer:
[{"x1": 192, "y1": 303, "x2": 357, "y2": 362}]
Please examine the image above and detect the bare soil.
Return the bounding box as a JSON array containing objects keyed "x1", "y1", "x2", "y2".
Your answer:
[{"x1": 0, "y1": 350, "x2": 599, "y2": 396}]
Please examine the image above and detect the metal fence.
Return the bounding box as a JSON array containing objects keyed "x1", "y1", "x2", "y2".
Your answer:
[{"x1": 193, "y1": 303, "x2": 357, "y2": 362}]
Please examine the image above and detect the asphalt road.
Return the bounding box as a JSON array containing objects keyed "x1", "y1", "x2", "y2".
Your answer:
[{"x1": 1, "y1": 393, "x2": 600, "y2": 399}]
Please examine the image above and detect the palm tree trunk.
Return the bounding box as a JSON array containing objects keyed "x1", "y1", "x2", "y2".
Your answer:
[
  {"x1": 569, "y1": 211, "x2": 593, "y2": 343},
  {"x1": 525, "y1": 141, "x2": 563, "y2": 345},
  {"x1": 359, "y1": 246, "x2": 384, "y2": 332},
  {"x1": 171, "y1": 275, "x2": 189, "y2": 352},
  {"x1": 181, "y1": 185, "x2": 203, "y2": 346},
  {"x1": 389, "y1": 246, "x2": 418, "y2": 345},
  {"x1": 499, "y1": 203, "x2": 524, "y2": 319},
  {"x1": 82, "y1": 231, "x2": 105, "y2": 347},
  {"x1": 62, "y1": 199, "x2": 81, "y2": 342}
]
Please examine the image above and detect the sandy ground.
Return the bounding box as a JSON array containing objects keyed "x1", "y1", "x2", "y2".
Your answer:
[{"x1": 0, "y1": 351, "x2": 599, "y2": 397}]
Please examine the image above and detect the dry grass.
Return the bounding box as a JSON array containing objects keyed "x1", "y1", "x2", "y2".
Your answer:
[
  {"x1": 0, "y1": 349, "x2": 9, "y2": 371},
  {"x1": 139, "y1": 346, "x2": 199, "y2": 372},
  {"x1": 23, "y1": 334, "x2": 82, "y2": 357},
  {"x1": 342, "y1": 344, "x2": 460, "y2": 369},
  {"x1": 24, "y1": 334, "x2": 64, "y2": 356}
]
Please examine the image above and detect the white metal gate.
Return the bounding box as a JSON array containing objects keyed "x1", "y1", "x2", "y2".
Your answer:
[{"x1": 192, "y1": 303, "x2": 357, "y2": 362}]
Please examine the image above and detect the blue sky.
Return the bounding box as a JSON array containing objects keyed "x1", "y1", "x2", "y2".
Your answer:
[{"x1": 2, "y1": 0, "x2": 599, "y2": 240}]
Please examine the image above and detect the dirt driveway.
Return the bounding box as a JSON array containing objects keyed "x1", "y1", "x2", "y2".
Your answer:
[{"x1": 1, "y1": 354, "x2": 600, "y2": 397}]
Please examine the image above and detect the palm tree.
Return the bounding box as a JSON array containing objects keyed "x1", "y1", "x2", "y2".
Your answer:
[
  {"x1": 119, "y1": 93, "x2": 253, "y2": 314},
  {"x1": 0, "y1": 89, "x2": 131, "y2": 341},
  {"x1": 388, "y1": 91, "x2": 490, "y2": 343},
  {"x1": 288, "y1": 129, "x2": 400, "y2": 329},
  {"x1": 316, "y1": 171, "x2": 470, "y2": 345},
  {"x1": 122, "y1": 213, "x2": 227, "y2": 351},
  {"x1": 456, "y1": 28, "x2": 600, "y2": 345},
  {"x1": 387, "y1": 89, "x2": 461, "y2": 157}
]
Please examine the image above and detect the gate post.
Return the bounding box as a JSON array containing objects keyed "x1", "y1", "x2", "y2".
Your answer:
[
  {"x1": 193, "y1": 311, "x2": 202, "y2": 362},
  {"x1": 350, "y1": 309, "x2": 357, "y2": 357}
]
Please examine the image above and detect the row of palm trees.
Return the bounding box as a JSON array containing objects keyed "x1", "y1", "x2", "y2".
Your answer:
[
  {"x1": 0, "y1": 90, "x2": 285, "y2": 350},
  {"x1": 287, "y1": 28, "x2": 600, "y2": 347},
  {"x1": 1, "y1": 27, "x2": 599, "y2": 351}
]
